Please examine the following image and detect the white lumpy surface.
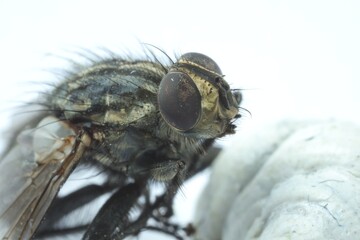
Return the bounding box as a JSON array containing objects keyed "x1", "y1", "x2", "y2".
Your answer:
[{"x1": 194, "y1": 120, "x2": 360, "y2": 240}]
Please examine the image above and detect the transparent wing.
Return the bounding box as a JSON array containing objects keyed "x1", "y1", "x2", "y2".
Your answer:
[{"x1": 0, "y1": 116, "x2": 90, "y2": 240}]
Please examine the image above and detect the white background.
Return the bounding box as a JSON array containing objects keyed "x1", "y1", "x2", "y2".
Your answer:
[{"x1": 0, "y1": 0, "x2": 359, "y2": 239}]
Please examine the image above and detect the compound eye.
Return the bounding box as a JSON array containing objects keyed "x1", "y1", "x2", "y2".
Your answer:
[
  {"x1": 158, "y1": 72, "x2": 201, "y2": 131},
  {"x1": 179, "y1": 52, "x2": 222, "y2": 75}
]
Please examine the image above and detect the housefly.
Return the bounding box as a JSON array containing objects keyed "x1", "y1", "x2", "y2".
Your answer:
[{"x1": 0, "y1": 49, "x2": 242, "y2": 240}]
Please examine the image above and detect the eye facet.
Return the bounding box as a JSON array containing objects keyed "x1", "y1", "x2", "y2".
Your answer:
[
  {"x1": 179, "y1": 52, "x2": 223, "y2": 75},
  {"x1": 158, "y1": 72, "x2": 201, "y2": 131}
]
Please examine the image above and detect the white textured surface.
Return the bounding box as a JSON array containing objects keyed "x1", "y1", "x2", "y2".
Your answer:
[{"x1": 195, "y1": 121, "x2": 360, "y2": 240}]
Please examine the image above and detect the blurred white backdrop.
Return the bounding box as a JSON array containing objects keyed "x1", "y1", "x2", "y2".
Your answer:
[{"x1": 0, "y1": 0, "x2": 359, "y2": 239}]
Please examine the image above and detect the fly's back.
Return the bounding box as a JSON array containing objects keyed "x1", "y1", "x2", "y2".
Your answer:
[{"x1": 50, "y1": 59, "x2": 167, "y2": 129}]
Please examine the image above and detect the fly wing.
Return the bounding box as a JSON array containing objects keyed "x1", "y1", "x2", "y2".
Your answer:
[{"x1": 0, "y1": 116, "x2": 91, "y2": 240}]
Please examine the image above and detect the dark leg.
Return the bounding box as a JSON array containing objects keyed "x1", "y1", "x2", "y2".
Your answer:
[
  {"x1": 127, "y1": 147, "x2": 184, "y2": 182},
  {"x1": 83, "y1": 182, "x2": 145, "y2": 240},
  {"x1": 35, "y1": 184, "x2": 117, "y2": 238},
  {"x1": 82, "y1": 179, "x2": 187, "y2": 240}
]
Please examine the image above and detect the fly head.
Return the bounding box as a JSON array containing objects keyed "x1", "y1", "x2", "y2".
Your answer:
[{"x1": 158, "y1": 52, "x2": 242, "y2": 139}]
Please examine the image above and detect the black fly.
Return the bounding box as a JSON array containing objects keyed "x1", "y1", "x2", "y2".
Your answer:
[{"x1": 0, "y1": 50, "x2": 242, "y2": 240}]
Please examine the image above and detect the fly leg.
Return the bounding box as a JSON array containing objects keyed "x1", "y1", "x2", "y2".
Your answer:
[
  {"x1": 127, "y1": 146, "x2": 186, "y2": 182},
  {"x1": 81, "y1": 147, "x2": 187, "y2": 240},
  {"x1": 82, "y1": 182, "x2": 145, "y2": 240},
  {"x1": 83, "y1": 181, "x2": 187, "y2": 240},
  {"x1": 35, "y1": 184, "x2": 118, "y2": 238}
]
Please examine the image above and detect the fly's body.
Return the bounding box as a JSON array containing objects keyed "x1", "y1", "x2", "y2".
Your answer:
[
  {"x1": 50, "y1": 59, "x2": 201, "y2": 177},
  {"x1": 0, "y1": 50, "x2": 242, "y2": 240}
]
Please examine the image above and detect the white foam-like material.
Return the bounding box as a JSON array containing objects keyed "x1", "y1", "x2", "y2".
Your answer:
[{"x1": 195, "y1": 120, "x2": 360, "y2": 240}]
